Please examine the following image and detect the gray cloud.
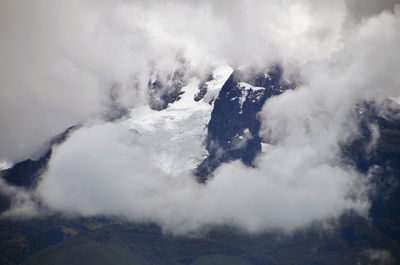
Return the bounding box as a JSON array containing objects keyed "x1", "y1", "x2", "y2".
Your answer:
[
  {"x1": 1, "y1": 0, "x2": 400, "y2": 234},
  {"x1": 0, "y1": 0, "x2": 363, "y2": 162},
  {"x1": 346, "y1": 0, "x2": 400, "y2": 21},
  {"x1": 0, "y1": 178, "x2": 39, "y2": 219}
]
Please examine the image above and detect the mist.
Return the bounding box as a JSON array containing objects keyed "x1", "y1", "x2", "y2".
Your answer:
[
  {"x1": 0, "y1": 0, "x2": 356, "y2": 162},
  {"x1": 1, "y1": 0, "x2": 400, "y2": 234}
]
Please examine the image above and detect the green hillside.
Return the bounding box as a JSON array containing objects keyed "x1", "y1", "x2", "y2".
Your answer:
[{"x1": 20, "y1": 216, "x2": 400, "y2": 265}]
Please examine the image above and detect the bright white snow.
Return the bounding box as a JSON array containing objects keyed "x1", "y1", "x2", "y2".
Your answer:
[{"x1": 125, "y1": 66, "x2": 233, "y2": 176}]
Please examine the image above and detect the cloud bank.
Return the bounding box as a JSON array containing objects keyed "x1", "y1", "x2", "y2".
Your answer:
[
  {"x1": 0, "y1": 0, "x2": 374, "y2": 162},
  {"x1": 1, "y1": 0, "x2": 400, "y2": 234}
]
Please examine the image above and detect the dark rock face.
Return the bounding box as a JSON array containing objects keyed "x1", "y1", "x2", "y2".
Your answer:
[
  {"x1": 148, "y1": 70, "x2": 186, "y2": 111},
  {"x1": 0, "y1": 126, "x2": 77, "y2": 189},
  {"x1": 194, "y1": 73, "x2": 213, "y2": 102},
  {"x1": 0, "y1": 126, "x2": 78, "y2": 213},
  {"x1": 1, "y1": 158, "x2": 48, "y2": 189},
  {"x1": 342, "y1": 100, "x2": 400, "y2": 244},
  {"x1": 343, "y1": 102, "x2": 400, "y2": 173},
  {"x1": 196, "y1": 66, "x2": 293, "y2": 181}
]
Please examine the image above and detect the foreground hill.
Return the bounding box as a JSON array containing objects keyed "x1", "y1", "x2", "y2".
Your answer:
[{"x1": 22, "y1": 217, "x2": 400, "y2": 265}]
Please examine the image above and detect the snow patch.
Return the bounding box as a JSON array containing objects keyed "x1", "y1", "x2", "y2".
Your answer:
[
  {"x1": 237, "y1": 82, "x2": 265, "y2": 114},
  {"x1": 127, "y1": 66, "x2": 231, "y2": 176},
  {"x1": 239, "y1": 82, "x2": 265, "y2": 92},
  {"x1": 203, "y1": 65, "x2": 233, "y2": 104}
]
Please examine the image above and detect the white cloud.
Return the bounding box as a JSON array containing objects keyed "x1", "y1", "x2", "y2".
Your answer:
[
  {"x1": 1, "y1": 0, "x2": 400, "y2": 234},
  {"x1": 33, "y1": 118, "x2": 368, "y2": 234},
  {"x1": 0, "y1": 0, "x2": 360, "y2": 162},
  {"x1": 0, "y1": 178, "x2": 39, "y2": 219}
]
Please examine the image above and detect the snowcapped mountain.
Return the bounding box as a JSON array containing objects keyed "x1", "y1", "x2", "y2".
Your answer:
[
  {"x1": 119, "y1": 64, "x2": 296, "y2": 182},
  {"x1": 1, "y1": 0, "x2": 400, "y2": 264},
  {"x1": 0, "y1": 64, "x2": 293, "y2": 187},
  {"x1": 1, "y1": 65, "x2": 400, "y2": 265}
]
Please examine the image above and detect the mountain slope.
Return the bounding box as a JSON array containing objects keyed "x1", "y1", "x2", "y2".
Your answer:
[
  {"x1": 0, "y1": 68, "x2": 400, "y2": 265},
  {"x1": 23, "y1": 217, "x2": 400, "y2": 265}
]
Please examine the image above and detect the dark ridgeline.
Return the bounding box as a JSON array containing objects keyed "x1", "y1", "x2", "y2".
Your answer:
[
  {"x1": 0, "y1": 126, "x2": 78, "y2": 212},
  {"x1": 0, "y1": 126, "x2": 78, "y2": 189},
  {"x1": 196, "y1": 66, "x2": 294, "y2": 182}
]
